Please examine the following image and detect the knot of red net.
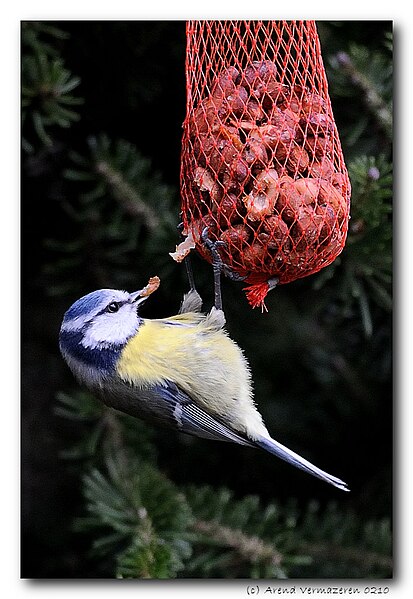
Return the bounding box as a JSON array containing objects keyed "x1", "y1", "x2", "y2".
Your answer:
[{"x1": 179, "y1": 21, "x2": 351, "y2": 309}]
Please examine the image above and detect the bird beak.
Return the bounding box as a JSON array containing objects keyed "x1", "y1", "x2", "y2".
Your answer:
[
  {"x1": 130, "y1": 290, "x2": 149, "y2": 306},
  {"x1": 130, "y1": 277, "x2": 160, "y2": 307}
]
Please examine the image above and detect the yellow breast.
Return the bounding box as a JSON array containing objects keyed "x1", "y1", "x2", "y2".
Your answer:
[
  {"x1": 117, "y1": 316, "x2": 202, "y2": 386},
  {"x1": 116, "y1": 313, "x2": 267, "y2": 437}
]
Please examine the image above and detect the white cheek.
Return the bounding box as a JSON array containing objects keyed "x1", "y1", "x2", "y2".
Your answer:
[{"x1": 82, "y1": 307, "x2": 138, "y2": 348}]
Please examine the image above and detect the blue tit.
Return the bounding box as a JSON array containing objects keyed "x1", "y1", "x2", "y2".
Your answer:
[{"x1": 59, "y1": 286, "x2": 349, "y2": 491}]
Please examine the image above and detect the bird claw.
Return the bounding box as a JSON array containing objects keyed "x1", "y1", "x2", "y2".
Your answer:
[
  {"x1": 201, "y1": 227, "x2": 246, "y2": 282},
  {"x1": 201, "y1": 227, "x2": 248, "y2": 310},
  {"x1": 201, "y1": 227, "x2": 224, "y2": 264},
  {"x1": 201, "y1": 227, "x2": 225, "y2": 311},
  {"x1": 222, "y1": 267, "x2": 247, "y2": 282}
]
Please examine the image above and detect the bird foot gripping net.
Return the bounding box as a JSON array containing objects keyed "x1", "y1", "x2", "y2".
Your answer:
[{"x1": 177, "y1": 20, "x2": 351, "y2": 309}]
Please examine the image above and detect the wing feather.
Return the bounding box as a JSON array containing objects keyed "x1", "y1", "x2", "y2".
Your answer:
[{"x1": 101, "y1": 379, "x2": 254, "y2": 447}]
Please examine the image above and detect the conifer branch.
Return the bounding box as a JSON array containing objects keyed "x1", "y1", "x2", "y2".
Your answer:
[
  {"x1": 336, "y1": 51, "x2": 391, "y2": 137},
  {"x1": 95, "y1": 160, "x2": 159, "y2": 230},
  {"x1": 192, "y1": 519, "x2": 283, "y2": 566},
  {"x1": 22, "y1": 23, "x2": 83, "y2": 151}
]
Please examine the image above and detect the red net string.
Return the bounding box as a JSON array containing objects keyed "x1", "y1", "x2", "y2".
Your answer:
[{"x1": 180, "y1": 21, "x2": 351, "y2": 309}]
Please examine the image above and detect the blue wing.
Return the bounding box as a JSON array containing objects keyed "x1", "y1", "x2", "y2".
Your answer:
[
  {"x1": 100, "y1": 379, "x2": 254, "y2": 447},
  {"x1": 99, "y1": 379, "x2": 349, "y2": 491}
]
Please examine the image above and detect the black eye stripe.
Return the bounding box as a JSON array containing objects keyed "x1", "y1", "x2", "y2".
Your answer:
[{"x1": 91, "y1": 300, "x2": 127, "y2": 317}]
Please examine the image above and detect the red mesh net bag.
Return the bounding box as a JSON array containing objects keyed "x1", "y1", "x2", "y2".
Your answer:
[{"x1": 178, "y1": 20, "x2": 351, "y2": 309}]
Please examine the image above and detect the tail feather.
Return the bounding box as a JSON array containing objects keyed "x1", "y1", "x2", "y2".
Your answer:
[{"x1": 255, "y1": 436, "x2": 349, "y2": 492}]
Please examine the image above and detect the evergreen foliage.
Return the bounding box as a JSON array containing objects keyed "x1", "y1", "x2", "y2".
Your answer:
[
  {"x1": 21, "y1": 23, "x2": 83, "y2": 152},
  {"x1": 21, "y1": 21, "x2": 392, "y2": 579},
  {"x1": 313, "y1": 154, "x2": 392, "y2": 337},
  {"x1": 55, "y1": 392, "x2": 392, "y2": 579},
  {"x1": 44, "y1": 134, "x2": 178, "y2": 295}
]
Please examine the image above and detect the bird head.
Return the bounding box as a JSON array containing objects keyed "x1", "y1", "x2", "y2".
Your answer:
[{"x1": 59, "y1": 288, "x2": 149, "y2": 386}]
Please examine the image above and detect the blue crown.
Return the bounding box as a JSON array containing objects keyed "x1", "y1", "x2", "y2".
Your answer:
[{"x1": 63, "y1": 290, "x2": 114, "y2": 322}]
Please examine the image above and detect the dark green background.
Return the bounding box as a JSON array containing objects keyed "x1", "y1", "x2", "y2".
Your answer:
[{"x1": 21, "y1": 21, "x2": 392, "y2": 577}]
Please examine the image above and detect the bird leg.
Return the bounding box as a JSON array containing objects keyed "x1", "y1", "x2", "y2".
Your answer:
[
  {"x1": 201, "y1": 227, "x2": 225, "y2": 311},
  {"x1": 184, "y1": 253, "x2": 197, "y2": 294},
  {"x1": 177, "y1": 254, "x2": 203, "y2": 314},
  {"x1": 201, "y1": 228, "x2": 247, "y2": 284},
  {"x1": 176, "y1": 220, "x2": 199, "y2": 295},
  {"x1": 175, "y1": 222, "x2": 203, "y2": 314},
  {"x1": 201, "y1": 227, "x2": 249, "y2": 310}
]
